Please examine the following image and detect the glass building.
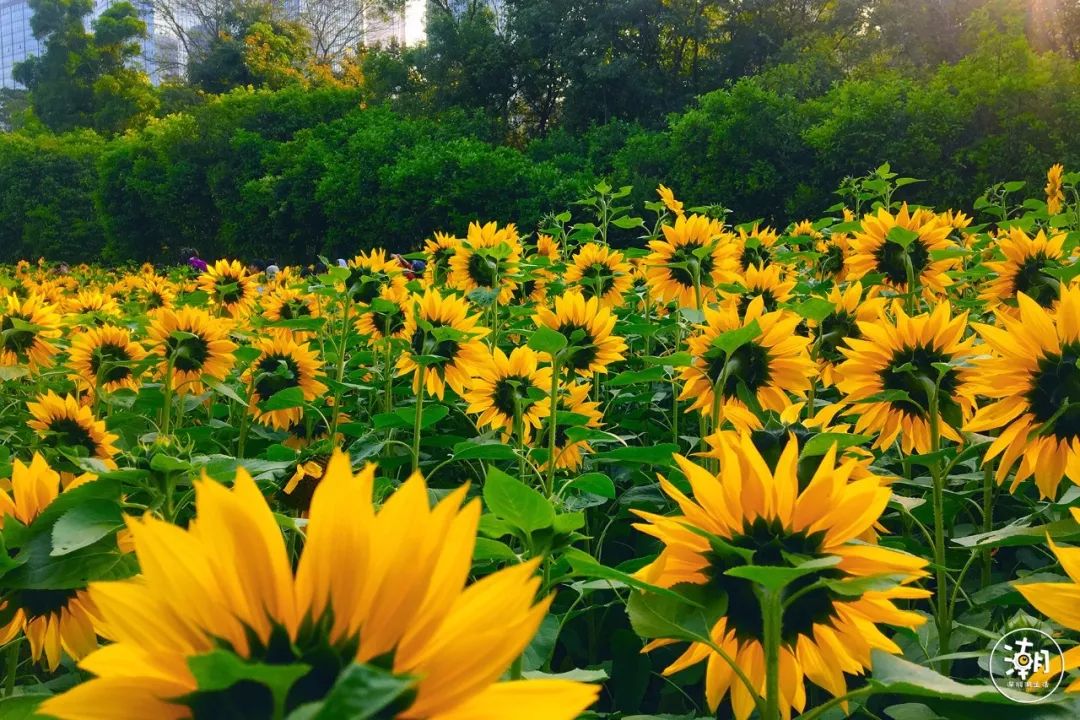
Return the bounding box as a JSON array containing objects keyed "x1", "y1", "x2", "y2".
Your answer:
[{"x1": 0, "y1": 0, "x2": 43, "y2": 89}]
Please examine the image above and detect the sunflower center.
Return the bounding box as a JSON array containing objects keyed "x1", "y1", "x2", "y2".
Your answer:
[
  {"x1": 705, "y1": 341, "x2": 772, "y2": 398},
  {"x1": 146, "y1": 292, "x2": 165, "y2": 310},
  {"x1": 1026, "y1": 343, "x2": 1080, "y2": 441},
  {"x1": 466, "y1": 253, "x2": 499, "y2": 288},
  {"x1": 874, "y1": 236, "x2": 929, "y2": 286},
  {"x1": 46, "y1": 418, "x2": 98, "y2": 456},
  {"x1": 280, "y1": 301, "x2": 311, "y2": 320},
  {"x1": 215, "y1": 275, "x2": 244, "y2": 305},
  {"x1": 819, "y1": 244, "x2": 845, "y2": 276},
  {"x1": 739, "y1": 244, "x2": 771, "y2": 271},
  {"x1": 707, "y1": 518, "x2": 840, "y2": 645},
  {"x1": 737, "y1": 290, "x2": 778, "y2": 315},
  {"x1": 183, "y1": 620, "x2": 416, "y2": 720},
  {"x1": 12, "y1": 589, "x2": 76, "y2": 618},
  {"x1": 0, "y1": 314, "x2": 36, "y2": 354},
  {"x1": 166, "y1": 332, "x2": 211, "y2": 373},
  {"x1": 881, "y1": 345, "x2": 959, "y2": 419},
  {"x1": 254, "y1": 355, "x2": 302, "y2": 400},
  {"x1": 410, "y1": 326, "x2": 458, "y2": 368},
  {"x1": 668, "y1": 243, "x2": 715, "y2": 287},
  {"x1": 1011, "y1": 253, "x2": 1059, "y2": 307},
  {"x1": 346, "y1": 269, "x2": 389, "y2": 305},
  {"x1": 557, "y1": 323, "x2": 598, "y2": 371},
  {"x1": 815, "y1": 311, "x2": 859, "y2": 363},
  {"x1": 90, "y1": 343, "x2": 134, "y2": 384},
  {"x1": 746, "y1": 426, "x2": 825, "y2": 489},
  {"x1": 579, "y1": 264, "x2": 616, "y2": 298},
  {"x1": 369, "y1": 308, "x2": 404, "y2": 336},
  {"x1": 492, "y1": 375, "x2": 537, "y2": 417}
]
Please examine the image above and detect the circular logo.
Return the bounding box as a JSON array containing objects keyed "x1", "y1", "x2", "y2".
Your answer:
[{"x1": 990, "y1": 628, "x2": 1065, "y2": 703}]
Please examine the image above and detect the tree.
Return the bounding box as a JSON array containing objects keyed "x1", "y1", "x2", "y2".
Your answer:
[
  {"x1": 13, "y1": 0, "x2": 156, "y2": 133},
  {"x1": 294, "y1": 0, "x2": 406, "y2": 64}
]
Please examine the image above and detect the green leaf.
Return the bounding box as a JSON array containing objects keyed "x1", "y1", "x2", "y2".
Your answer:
[
  {"x1": 868, "y1": 649, "x2": 1041, "y2": 704},
  {"x1": 724, "y1": 556, "x2": 840, "y2": 591},
  {"x1": 451, "y1": 439, "x2": 517, "y2": 461},
  {"x1": 952, "y1": 518, "x2": 1080, "y2": 548},
  {"x1": 887, "y1": 226, "x2": 921, "y2": 249},
  {"x1": 564, "y1": 548, "x2": 696, "y2": 602},
  {"x1": 611, "y1": 216, "x2": 645, "y2": 230},
  {"x1": 188, "y1": 649, "x2": 311, "y2": 717},
  {"x1": 608, "y1": 367, "x2": 666, "y2": 386},
  {"x1": 392, "y1": 403, "x2": 449, "y2": 430},
  {"x1": 564, "y1": 472, "x2": 616, "y2": 499},
  {"x1": 595, "y1": 444, "x2": 679, "y2": 466},
  {"x1": 50, "y1": 500, "x2": 124, "y2": 557},
  {"x1": 522, "y1": 668, "x2": 609, "y2": 682},
  {"x1": 799, "y1": 433, "x2": 872, "y2": 458},
  {"x1": 0, "y1": 366, "x2": 31, "y2": 382},
  {"x1": 482, "y1": 467, "x2": 555, "y2": 533},
  {"x1": 473, "y1": 538, "x2": 518, "y2": 563},
  {"x1": 288, "y1": 663, "x2": 417, "y2": 720},
  {"x1": 260, "y1": 386, "x2": 306, "y2": 411},
  {"x1": 626, "y1": 583, "x2": 725, "y2": 644},
  {"x1": 528, "y1": 326, "x2": 568, "y2": 354},
  {"x1": 794, "y1": 298, "x2": 835, "y2": 323},
  {"x1": 0, "y1": 694, "x2": 49, "y2": 719},
  {"x1": 710, "y1": 320, "x2": 761, "y2": 355},
  {"x1": 149, "y1": 453, "x2": 192, "y2": 473},
  {"x1": 205, "y1": 379, "x2": 247, "y2": 405}
]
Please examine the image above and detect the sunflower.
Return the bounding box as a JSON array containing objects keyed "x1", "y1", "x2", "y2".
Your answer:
[
  {"x1": 646, "y1": 214, "x2": 737, "y2": 308},
  {"x1": 1012, "y1": 509, "x2": 1080, "y2": 692},
  {"x1": 26, "y1": 391, "x2": 119, "y2": 467},
  {"x1": 633, "y1": 438, "x2": 929, "y2": 720},
  {"x1": 539, "y1": 381, "x2": 603, "y2": 472},
  {"x1": 344, "y1": 249, "x2": 408, "y2": 306},
  {"x1": 532, "y1": 291, "x2": 627, "y2": 376},
  {"x1": 808, "y1": 282, "x2": 888, "y2": 387},
  {"x1": 846, "y1": 204, "x2": 956, "y2": 297},
  {"x1": 138, "y1": 275, "x2": 176, "y2": 311},
  {"x1": 449, "y1": 221, "x2": 522, "y2": 304},
  {"x1": 535, "y1": 233, "x2": 561, "y2": 262},
  {"x1": 657, "y1": 184, "x2": 685, "y2": 217},
  {"x1": 423, "y1": 232, "x2": 461, "y2": 286},
  {"x1": 734, "y1": 225, "x2": 782, "y2": 271},
  {"x1": 1047, "y1": 163, "x2": 1066, "y2": 215},
  {"x1": 40, "y1": 451, "x2": 599, "y2": 720},
  {"x1": 63, "y1": 290, "x2": 121, "y2": 321},
  {"x1": 243, "y1": 334, "x2": 329, "y2": 431},
  {"x1": 262, "y1": 286, "x2": 320, "y2": 323},
  {"x1": 836, "y1": 302, "x2": 976, "y2": 455},
  {"x1": 979, "y1": 227, "x2": 1068, "y2": 310},
  {"x1": 722, "y1": 263, "x2": 796, "y2": 314},
  {"x1": 679, "y1": 297, "x2": 815, "y2": 431},
  {"x1": 0, "y1": 454, "x2": 99, "y2": 671},
  {"x1": 564, "y1": 243, "x2": 634, "y2": 308},
  {"x1": 964, "y1": 288, "x2": 1080, "y2": 498},
  {"x1": 0, "y1": 294, "x2": 62, "y2": 371},
  {"x1": 814, "y1": 232, "x2": 852, "y2": 281},
  {"x1": 465, "y1": 347, "x2": 552, "y2": 442},
  {"x1": 198, "y1": 260, "x2": 258, "y2": 317},
  {"x1": 396, "y1": 290, "x2": 489, "y2": 399},
  {"x1": 68, "y1": 325, "x2": 147, "y2": 394},
  {"x1": 146, "y1": 306, "x2": 238, "y2": 395},
  {"x1": 354, "y1": 286, "x2": 411, "y2": 341},
  {"x1": 789, "y1": 220, "x2": 822, "y2": 245}
]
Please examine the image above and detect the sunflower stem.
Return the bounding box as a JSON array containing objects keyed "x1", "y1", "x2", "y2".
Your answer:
[
  {"x1": 513, "y1": 391, "x2": 526, "y2": 482},
  {"x1": 160, "y1": 354, "x2": 176, "y2": 439},
  {"x1": 383, "y1": 315, "x2": 395, "y2": 414},
  {"x1": 760, "y1": 585, "x2": 783, "y2": 720},
  {"x1": 981, "y1": 459, "x2": 995, "y2": 587},
  {"x1": 545, "y1": 356, "x2": 561, "y2": 498},
  {"x1": 927, "y1": 383, "x2": 952, "y2": 668},
  {"x1": 671, "y1": 319, "x2": 682, "y2": 447},
  {"x1": 4, "y1": 640, "x2": 18, "y2": 697},
  {"x1": 412, "y1": 380, "x2": 425, "y2": 473},
  {"x1": 329, "y1": 297, "x2": 352, "y2": 442}
]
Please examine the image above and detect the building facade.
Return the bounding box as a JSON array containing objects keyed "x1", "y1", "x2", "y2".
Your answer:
[{"x1": 0, "y1": 0, "x2": 42, "y2": 89}]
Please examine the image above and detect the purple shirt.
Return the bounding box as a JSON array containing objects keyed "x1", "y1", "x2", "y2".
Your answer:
[{"x1": 188, "y1": 257, "x2": 208, "y2": 272}]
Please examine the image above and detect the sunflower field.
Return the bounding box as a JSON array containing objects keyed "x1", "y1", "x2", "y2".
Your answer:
[{"x1": 3, "y1": 164, "x2": 1080, "y2": 719}]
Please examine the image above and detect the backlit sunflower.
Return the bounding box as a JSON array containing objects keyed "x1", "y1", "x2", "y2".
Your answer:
[
  {"x1": 846, "y1": 204, "x2": 956, "y2": 297},
  {"x1": 67, "y1": 325, "x2": 147, "y2": 394},
  {"x1": 449, "y1": 221, "x2": 522, "y2": 304},
  {"x1": 979, "y1": 227, "x2": 1068, "y2": 310},
  {"x1": 465, "y1": 347, "x2": 552, "y2": 442},
  {"x1": 423, "y1": 232, "x2": 460, "y2": 286},
  {"x1": 0, "y1": 294, "x2": 62, "y2": 371},
  {"x1": 646, "y1": 214, "x2": 737, "y2": 308},
  {"x1": 815, "y1": 232, "x2": 852, "y2": 281},
  {"x1": 64, "y1": 290, "x2": 121, "y2": 322},
  {"x1": 354, "y1": 286, "x2": 411, "y2": 341},
  {"x1": 1013, "y1": 509, "x2": 1080, "y2": 692},
  {"x1": 262, "y1": 286, "x2": 320, "y2": 323},
  {"x1": 679, "y1": 297, "x2": 815, "y2": 432},
  {"x1": 836, "y1": 302, "x2": 976, "y2": 455},
  {"x1": 657, "y1": 184, "x2": 685, "y2": 217},
  {"x1": 734, "y1": 225, "x2": 782, "y2": 271},
  {"x1": 0, "y1": 454, "x2": 99, "y2": 671},
  {"x1": 243, "y1": 334, "x2": 329, "y2": 431},
  {"x1": 538, "y1": 381, "x2": 603, "y2": 472},
  {"x1": 564, "y1": 243, "x2": 633, "y2": 308},
  {"x1": 396, "y1": 290, "x2": 489, "y2": 399},
  {"x1": 1047, "y1": 163, "x2": 1066, "y2": 215},
  {"x1": 535, "y1": 234, "x2": 561, "y2": 262},
  {"x1": 807, "y1": 282, "x2": 888, "y2": 387},
  {"x1": 965, "y1": 288, "x2": 1080, "y2": 498},
  {"x1": 27, "y1": 391, "x2": 119, "y2": 467},
  {"x1": 198, "y1": 260, "x2": 258, "y2": 317},
  {"x1": 146, "y1": 306, "x2": 238, "y2": 395},
  {"x1": 634, "y1": 438, "x2": 929, "y2": 720},
  {"x1": 344, "y1": 249, "x2": 408, "y2": 306},
  {"x1": 139, "y1": 275, "x2": 176, "y2": 311},
  {"x1": 722, "y1": 263, "x2": 795, "y2": 314},
  {"x1": 532, "y1": 291, "x2": 627, "y2": 376},
  {"x1": 41, "y1": 451, "x2": 599, "y2": 720}
]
